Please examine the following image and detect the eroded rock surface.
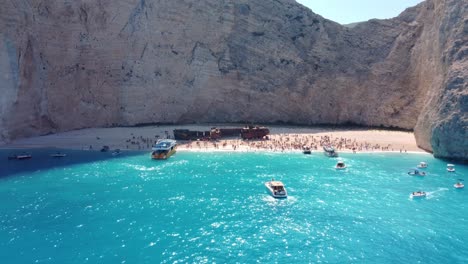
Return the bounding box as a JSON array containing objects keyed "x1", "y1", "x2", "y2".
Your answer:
[{"x1": 0, "y1": 0, "x2": 466, "y2": 160}]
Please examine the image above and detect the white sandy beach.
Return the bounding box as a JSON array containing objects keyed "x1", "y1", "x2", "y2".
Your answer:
[{"x1": 0, "y1": 124, "x2": 427, "y2": 154}]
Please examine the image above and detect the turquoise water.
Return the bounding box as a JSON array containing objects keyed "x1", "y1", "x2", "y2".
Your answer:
[{"x1": 0, "y1": 150, "x2": 467, "y2": 263}]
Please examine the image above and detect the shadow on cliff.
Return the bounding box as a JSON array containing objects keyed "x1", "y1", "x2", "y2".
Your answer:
[
  {"x1": 0, "y1": 149, "x2": 145, "y2": 179},
  {"x1": 263, "y1": 122, "x2": 414, "y2": 133}
]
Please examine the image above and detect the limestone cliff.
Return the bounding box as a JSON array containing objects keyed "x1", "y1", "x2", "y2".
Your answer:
[
  {"x1": 411, "y1": 0, "x2": 467, "y2": 161},
  {"x1": 0, "y1": 0, "x2": 466, "y2": 160}
]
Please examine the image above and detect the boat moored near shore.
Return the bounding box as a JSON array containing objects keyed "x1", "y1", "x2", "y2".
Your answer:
[
  {"x1": 151, "y1": 139, "x2": 177, "y2": 160},
  {"x1": 323, "y1": 145, "x2": 338, "y2": 157}
]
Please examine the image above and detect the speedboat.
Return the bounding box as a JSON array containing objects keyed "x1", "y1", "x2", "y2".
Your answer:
[
  {"x1": 447, "y1": 164, "x2": 455, "y2": 172},
  {"x1": 151, "y1": 139, "x2": 177, "y2": 160},
  {"x1": 302, "y1": 146, "x2": 311, "y2": 154},
  {"x1": 417, "y1": 162, "x2": 428, "y2": 168},
  {"x1": 408, "y1": 168, "x2": 426, "y2": 176},
  {"x1": 17, "y1": 153, "x2": 32, "y2": 160},
  {"x1": 454, "y1": 180, "x2": 464, "y2": 189},
  {"x1": 8, "y1": 153, "x2": 32, "y2": 160},
  {"x1": 335, "y1": 160, "x2": 346, "y2": 170},
  {"x1": 112, "y1": 149, "x2": 121, "y2": 156},
  {"x1": 411, "y1": 191, "x2": 427, "y2": 199},
  {"x1": 50, "y1": 152, "x2": 67, "y2": 158},
  {"x1": 323, "y1": 145, "x2": 338, "y2": 157},
  {"x1": 265, "y1": 179, "x2": 288, "y2": 198}
]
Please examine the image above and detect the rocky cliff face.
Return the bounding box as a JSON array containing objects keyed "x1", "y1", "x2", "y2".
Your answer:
[
  {"x1": 0, "y1": 0, "x2": 466, "y2": 160},
  {"x1": 411, "y1": 0, "x2": 468, "y2": 161}
]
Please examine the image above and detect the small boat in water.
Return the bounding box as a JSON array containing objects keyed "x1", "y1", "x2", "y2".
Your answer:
[
  {"x1": 454, "y1": 180, "x2": 464, "y2": 189},
  {"x1": 8, "y1": 153, "x2": 32, "y2": 160},
  {"x1": 335, "y1": 160, "x2": 346, "y2": 170},
  {"x1": 417, "y1": 162, "x2": 428, "y2": 168},
  {"x1": 265, "y1": 179, "x2": 288, "y2": 198},
  {"x1": 112, "y1": 149, "x2": 121, "y2": 156},
  {"x1": 323, "y1": 145, "x2": 338, "y2": 157},
  {"x1": 302, "y1": 146, "x2": 311, "y2": 154},
  {"x1": 408, "y1": 168, "x2": 426, "y2": 176},
  {"x1": 447, "y1": 164, "x2": 455, "y2": 172},
  {"x1": 151, "y1": 139, "x2": 177, "y2": 160},
  {"x1": 100, "y1": 146, "x2": 110, "y2": 152},
  {"x1": 411, "y1": 191, "x2": 427, "y2": 199},
  {"x1": 50, "y1": 152, "x2": 67, "y2": 158}
]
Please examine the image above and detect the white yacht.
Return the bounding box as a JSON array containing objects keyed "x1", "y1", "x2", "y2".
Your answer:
[
  {"x1": 151, "y1": 139, "x2": 177, "y2": 160},
  {"x1": 265, "y1": 179, "x2": 288, "y2": 198},
  {"x1": 417, "y1": 162, "x2": 428, "y2": 168},
  {"x1": 447, "y1": 164, "x2": 455, "y2": 172}
]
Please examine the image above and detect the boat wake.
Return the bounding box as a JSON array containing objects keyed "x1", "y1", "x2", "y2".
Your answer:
[
  {"x1": 124, "y1": 164, "x2": 157, "y2": 171},
  {"x1": 425, "y1": 188, "x2": 449, "y2": 199},
  {"x1": 262, "y1": 195, "x2": 297, "y2": 205},
  {"x1": 409, "y1": 188, "x2": 449, "y2": 200},
  {"x1": 124, "y1": 160, "x2": 188, "y2": 171}
]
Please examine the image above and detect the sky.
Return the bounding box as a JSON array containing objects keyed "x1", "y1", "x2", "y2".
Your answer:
[{"x1": 296, "y1": 0, "x2": 424, "y2": 24}]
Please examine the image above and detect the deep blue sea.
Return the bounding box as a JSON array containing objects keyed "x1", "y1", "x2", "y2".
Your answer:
[{"x1": 0, "y1": 149, "x2": 467, "y2": 263}]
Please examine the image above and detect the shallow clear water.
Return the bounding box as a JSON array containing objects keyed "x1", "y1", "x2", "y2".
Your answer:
[{"x1": 0, "y1": 150, "x2": 467, "y2": 263}]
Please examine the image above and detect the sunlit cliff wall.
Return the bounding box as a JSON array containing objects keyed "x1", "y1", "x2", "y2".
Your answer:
[{"x1": 0, "y1": 0, "x2": 466, "y2": 160}]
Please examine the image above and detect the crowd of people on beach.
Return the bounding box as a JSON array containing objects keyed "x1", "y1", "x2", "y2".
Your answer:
[
  {"x1": 84, "y1": 133, "x2": 164, "y2": 151},
  {"x1": 124, "y1": 134, "x2": 161, "y2": 150},
  {"x1": 84, "y1": 131, "x2": 408, "y2": 154},
  {"x1": 178, "y1": 133, "x2": 407, "y2": 153}
]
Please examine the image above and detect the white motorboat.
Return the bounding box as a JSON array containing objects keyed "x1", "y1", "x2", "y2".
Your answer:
[
  {"x1": 447, "y1": 164, "x2": 455, "y2": 172},
  {"x1": 8, "y1": 153, "x2": 32, "y2": 160},
  {"x1": 112, "y1": 149, "x2": 122, "y2": 156},
  {"x1": 408, "y1": 168, "x2": 426, "y2": 176},
  {"x1": 50, "y1": 152, "x2": 67, "y2": 158},
  {"x1": 454, "y1": 180, "x2": 464, "y2": 189},
  {"x1": 411, "y1": 191, "x2": 427, "y2": 199},
  {"x1": 335, "y1": 161, "x2": 346, "y2": 170},
  {"x1": 265, "y1": 179, "x2": 288, "y2": 198},
  {"x1": 17, "y1": 153, "x2": 32, "y2": 159},
  {"x1": 417, "y1": 162, "x2": 428, "y2": 168}
]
